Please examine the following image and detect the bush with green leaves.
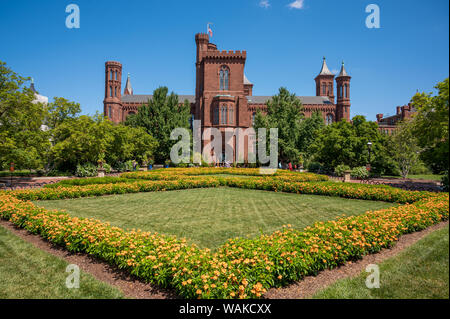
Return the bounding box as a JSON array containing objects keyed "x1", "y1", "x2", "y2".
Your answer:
[
  {"x1": 75, "y1": 163, "x2": 98, "y2": 177},
  {"x1": 442, "y1": 171, "x2": 449, "y2": 192},
  {"x1": 334, "y1": 164, "x2": 351, "y2": 177},
  {"x1": 351, "y1": 166, "x2": 369, "y2": 179},
  {"x1": 307, "y1": 162, "x2": 323, "y2": 173}
]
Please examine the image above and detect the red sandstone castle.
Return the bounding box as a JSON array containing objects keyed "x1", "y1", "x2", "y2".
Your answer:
[{"x1": 104, "y1": 32, "x2": 351, "y2": 130}]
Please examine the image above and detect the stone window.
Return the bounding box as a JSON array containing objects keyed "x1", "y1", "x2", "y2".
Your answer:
[
  {"x1": 229, "y1": 107, "x2": 234, "y2": 124},
  {"x1": 220, "y1": 66, "x2": 229, "y2": 91},
  {"x1": 115, "y1": 71, "x2": 118, "y2": 81},
  {"x1": 322, "y1": 84, "x2": 326, "y2": 95},
  {"x1": 213, "y1": 107, "x2": 219, "y2": 125},
  {"x1": 110, "y1": 86, "x2": 113, "y2": 97},
  {"x1": 108, "y1": 106, "x2": 112, "y2": 118},
  {"x1": 326, "y1": 113, "x2": 333, "y2": 125}
]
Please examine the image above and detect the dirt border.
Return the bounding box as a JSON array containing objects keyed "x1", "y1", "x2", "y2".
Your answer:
[
  {"x1": 0, "y1": 220, "x2": 179, "y2": 299},
  {"x1": 264, "y1": 220, "x2": 449, "y2": 299},
  {"x1": 1, "y1": 219, "x2": 448, "y2": 299}
]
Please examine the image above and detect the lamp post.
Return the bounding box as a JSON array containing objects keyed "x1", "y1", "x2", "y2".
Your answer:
[{"x1": 367, "y1": 142, "x2": 372, "y2": 171}]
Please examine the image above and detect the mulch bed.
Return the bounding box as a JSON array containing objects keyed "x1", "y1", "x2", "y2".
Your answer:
[
  {"x1": 1, "y1": 219, "x2": 447, "y2": 299},
  {"x1": 264, "y1": 220, "x2": 449, "y2": 299},
  {"x1": 0, "y1": 220, "x2": 179, "y2": 299}
]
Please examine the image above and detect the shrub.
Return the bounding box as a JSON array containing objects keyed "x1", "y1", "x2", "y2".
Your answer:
[
  {"x1": 334, "y1": 164, "x2": 351, "y2": 177},
  {"x1": 103, "y1": 163, "x2": 112, "y2": 174},
  {"x1": 75, "y1": 163, "x2": 97, "y2": 177},
  {"x1": 351, "y1": 166, "x2": 369, "y2": 179},
  {"x1": 307, "y1": 162, "x2": 323, "y2": 173}
]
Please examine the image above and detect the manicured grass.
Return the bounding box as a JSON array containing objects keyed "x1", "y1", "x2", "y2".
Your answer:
[
  {"x1": 35, "y1": 187, "x2": 395, "y2": 249},
  {"x1": 313, "y1": 225, "x2": 449, "y2": 299},
  {"x1": 0, "y1": 225, "x2": 123, "y2": 299}
]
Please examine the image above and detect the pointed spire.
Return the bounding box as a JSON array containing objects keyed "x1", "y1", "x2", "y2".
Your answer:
[
  {"x1": 337, "y1": 61, "x2": 349, "y2": 77},
  {"x1": 124, "y1": 73, "x2": 133, "y2": 95},
  {"x1": 243, "y1": 74, "x2": 252, "y2": 85},
  {"x1": 30, "y1": 77, "x2": 36, "y2": 93},
  {"x1": 318, "y1": 57, "x2": 334, "y2": 76}
]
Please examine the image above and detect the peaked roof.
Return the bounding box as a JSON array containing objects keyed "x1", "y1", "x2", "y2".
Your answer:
[
  {"x1": 336, "y1": 61, "x2": 349, "y2": 78},
  {"x1": 243, "y1": 74, "x2": 252, "y2": 85},
  {"x1": 124, "y1": 73, "x2": 133, "y2": 95},
  {"x1": 318, "y1": 57, "x2": 334, "y2": 76},
  {"x1": 30, "y1": 77, "x2": 36, "y2": 93}
]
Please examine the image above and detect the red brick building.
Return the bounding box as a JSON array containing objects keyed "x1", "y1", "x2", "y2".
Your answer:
[
  {"x1": 376, "y1": 104, "x2": 415, "y2": 135},
  {"x1": 103, "y1": 33, "x2": 351, "y2": 160}
]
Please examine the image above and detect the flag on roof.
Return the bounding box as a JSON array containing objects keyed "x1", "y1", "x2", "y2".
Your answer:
[{"x1": 207, "y1": 23, "x2": 213, "y2": 37}]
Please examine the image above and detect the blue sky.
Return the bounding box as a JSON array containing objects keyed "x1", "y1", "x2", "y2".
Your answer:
[{"x1": 1, "y1": 0, "x2": 448, "y2": 120}]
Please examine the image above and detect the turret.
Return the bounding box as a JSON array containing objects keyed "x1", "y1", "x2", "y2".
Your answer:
[
  {"x1": 335, "y1": 61, "x2": 351, "y2": 122},
  {"x1": 315, "y1": 57, "x2": 335, "y2": 104},
  {"x1": 103, "y1": 61, "x2": 122, "y2": 123}
]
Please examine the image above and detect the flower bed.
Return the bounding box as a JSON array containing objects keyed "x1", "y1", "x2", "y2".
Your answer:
[{"x1": 0, "y1": 168, "x2": 448, "y2": 299}]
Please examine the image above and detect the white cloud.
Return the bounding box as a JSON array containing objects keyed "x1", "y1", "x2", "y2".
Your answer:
[
  {"x1": 259, "y1": 0, "x2": 270, "y2": 8},
  {"x1": 288, "y1": 0, "x2": 305, "y2": 9}
]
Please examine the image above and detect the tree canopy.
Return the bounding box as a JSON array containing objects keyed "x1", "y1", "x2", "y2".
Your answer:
[
  {"x1": 254, "y1": 87, "x2": 303, "y2": 163},
  {"x1": 410, "y1": 78, "x2": 449, "y2": 174},
  {"x1": 125, "y1": 86, "x2": 191, "y2": 164}
]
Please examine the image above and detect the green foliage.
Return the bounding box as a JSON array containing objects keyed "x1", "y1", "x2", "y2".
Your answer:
[
  {"x1": 310, "y1": 115, "x2": 396, "y2": 175},
  {"x1": 389, "y1": 120, "x2": 422, "y2": 178},
  {"x1": 75, "y1": 163, "x2": 98, "y2": 177},
  {"x1": 351, "y1": 166, "x2": 369, "y2": 179},
  {"x1": 411, "y1": 78, "x2": 449, "y2": 174},
  {"x1": 334, "y1": 164, "x2": 351, "y2": 177},
  {"x1": 298, "y1": 111, "x2": 325, "y2": 159},
  {"x1": 0, "y1": 61, "x2": 50, "y2": 170},
  {"x1": 45, "y1": 97, "x2": 81, "y2": 130},
  {"x1": 254, "y1": 87, "x2": 303, "y2": 163},
  {"x1": 125, "y1": 87, "x2": 190, "y2": 164},
  {"x1": 307, "y1": 161, "x2": 323, "y2": 173}
]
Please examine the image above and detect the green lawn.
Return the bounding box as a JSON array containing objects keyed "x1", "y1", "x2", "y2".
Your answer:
[
  {"x1": 313, "y1": 225, "x2": 449, "y2": 299},
  {"x1": 35, "y1": 187, "x2": 395, "y2": 249},
  {"x1": 0, "y1": 225, "x2": 123, "y2": 299}
]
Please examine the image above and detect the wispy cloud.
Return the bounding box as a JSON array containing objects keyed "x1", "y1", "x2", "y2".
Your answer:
[
  {"x1": 288, "y1": 0, "x2": 305, "y2": 9},
  {"x1": 259, "y1": 0, "x2": 271, "y2": 9}
]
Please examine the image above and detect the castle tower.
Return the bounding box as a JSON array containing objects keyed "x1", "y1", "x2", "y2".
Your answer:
[
  {"x1": 315, "y1": 57, "x2": 335, "y2": 104},
  {"x1": 103, "y1": 61, "x2": 122, "y2": 123},
  {"x1": 335, "y1": 61, "x2": 351, "y2": 122}
]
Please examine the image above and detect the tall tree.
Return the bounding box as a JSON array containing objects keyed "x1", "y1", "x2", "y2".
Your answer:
[
  {"x1": 254, "y1": 87, "x2": 303, "y2": 163},
  {"x1": 389, "y1": 120, "x2": 422, "y2": 178},
  {"x1": 125, "y1": 86, "x2": 190, "y2": 163},
  {"x1": 0, "y1": 61, "x2": 50, "y2": 170},
  {"x1": 297, "y1": 110, "x2": 325, "y2": 158},
  {"x1": 410, "y1": 78, "x2": 449, "y2": 174}
]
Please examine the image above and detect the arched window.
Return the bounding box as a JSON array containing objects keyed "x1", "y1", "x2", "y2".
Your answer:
[
  {"x1": 339, "y1": 85, "x2": 343, "y2": 98},
  {"x1": 108, "y1": 106, "x2": 112, "y2": 118},
  {"x1": 326, "y1": 114, "x2": 333, "y2": 125},
  {"x1": 114, "y1": 86, "x2": 117, "y2": 97},
  {"x1": 110, "y1": 71, "x2": 113, "y2": 80},
  {"x1": 229, "y1": 107, "x2": 233, "y2": 124},
  {"x1": 343, "y1": 84, "x2": 347, "y2": 98},
  {"x1": 115, "y1": 71, "x2": 118, "y2": 81},
  {"x1": 328, "y1": 84, "x2": 333, "y2": 95},
  {"x1": 322, "y1": 84, "x2": 326, "y2": 95},
  {"x1": 110, "y1": 86, "x2": 113, "y2": 97},
  {"x1": 220, "y1": 66, "x2": 229, "y2": 90},
  {"x1": 213, "y1": 107, "x2": 219, "y2": 125}
]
